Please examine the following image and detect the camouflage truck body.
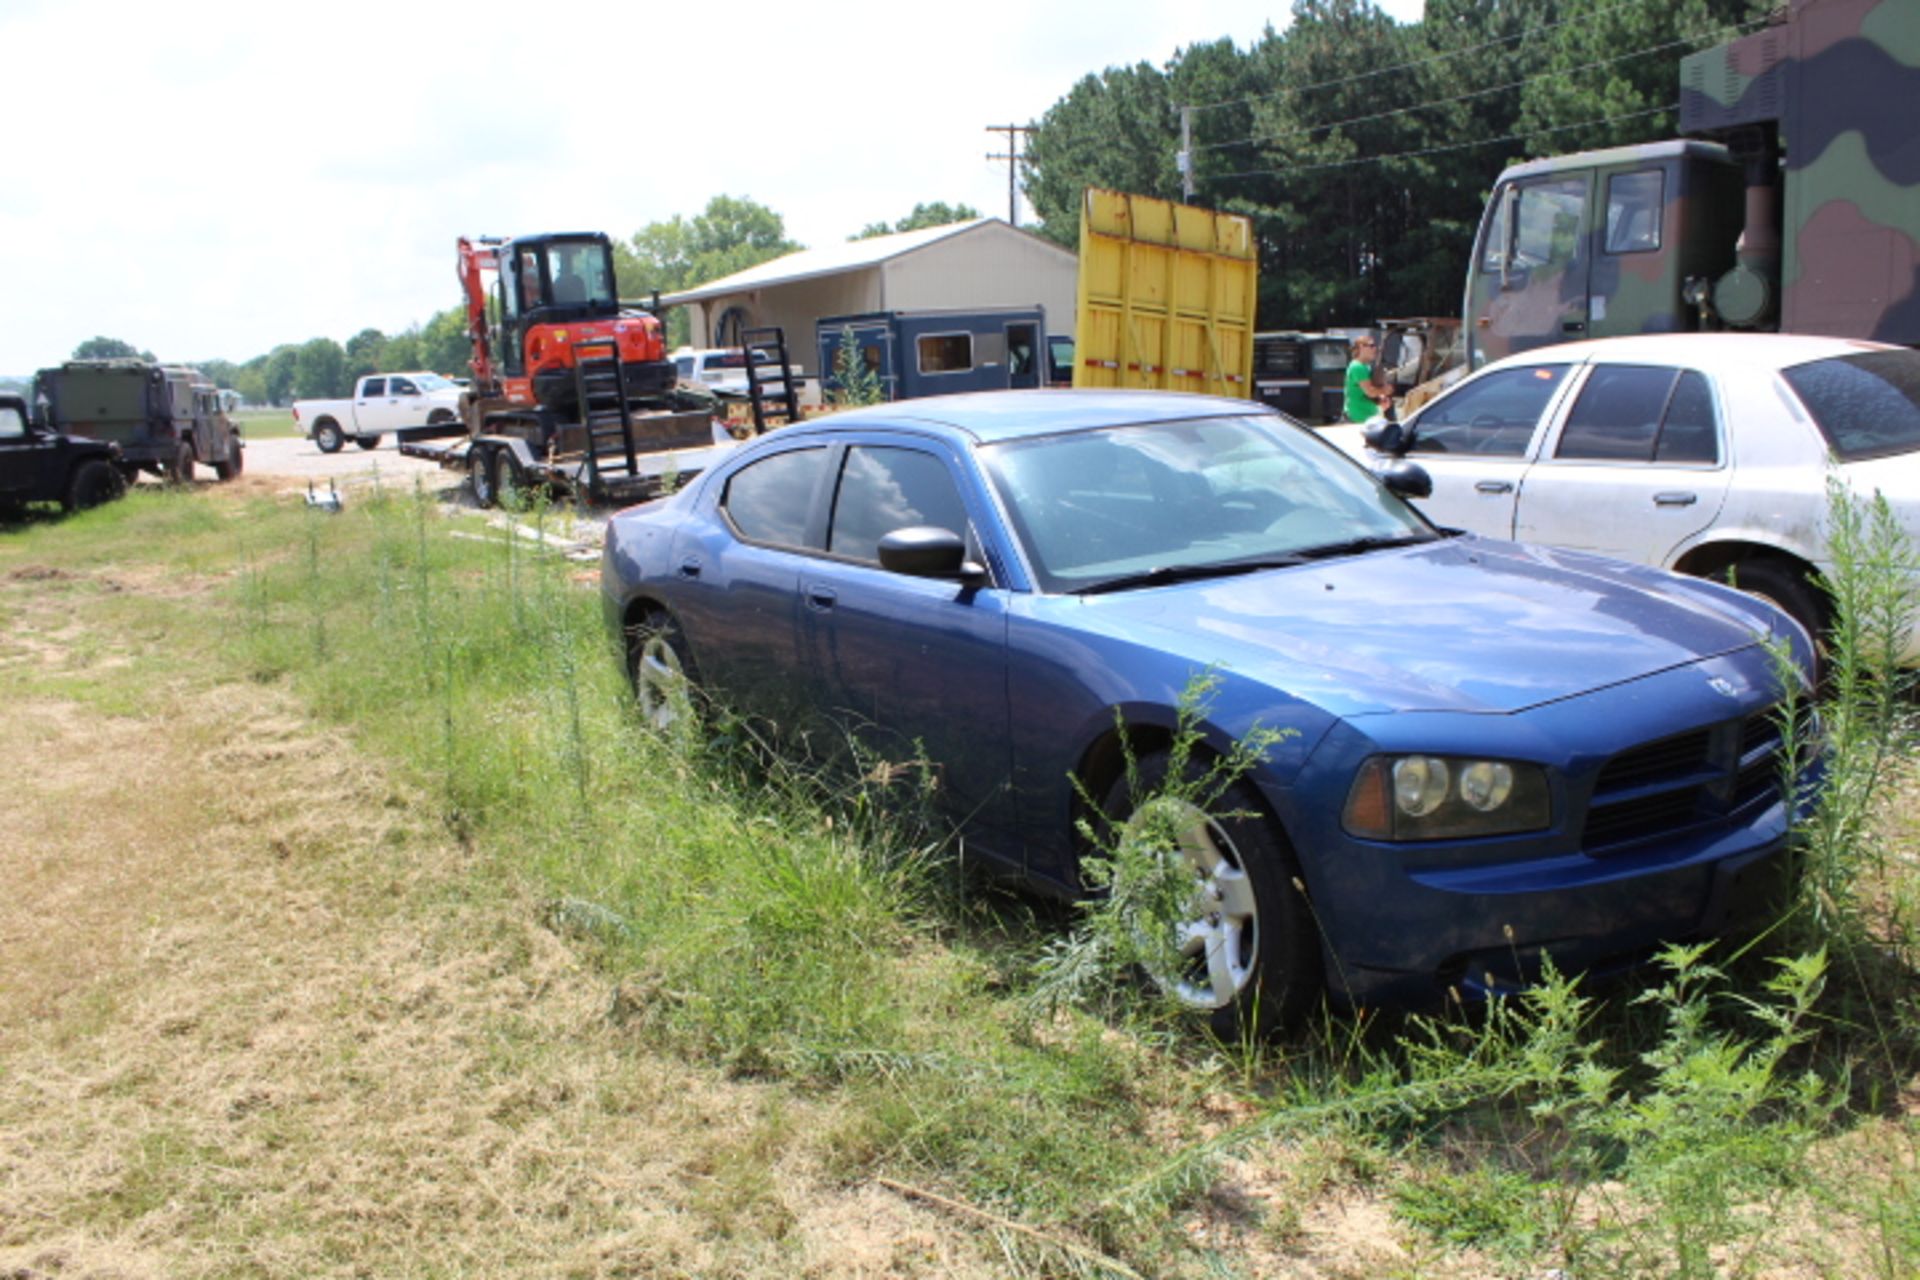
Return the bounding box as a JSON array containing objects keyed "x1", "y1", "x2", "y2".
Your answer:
[
  {"x1": 34, "y1": 360, "x2": 243, "y2": 481},
  {"x1": 1466, "y1": 0, "x2": 1920, "y2": 369}
]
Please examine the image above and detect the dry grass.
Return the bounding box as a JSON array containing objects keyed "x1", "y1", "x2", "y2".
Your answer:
[{"x1": 0, "y1": 562, "x2": 1000, "y2": 1279}]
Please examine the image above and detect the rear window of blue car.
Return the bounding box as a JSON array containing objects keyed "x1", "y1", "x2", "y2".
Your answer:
[
  {"x1": 1782, "y1": 351, "x2": 1920, "y2": 462},
  {"x1": 721, "y1": 447, "x2": 828, "y2": 546}
]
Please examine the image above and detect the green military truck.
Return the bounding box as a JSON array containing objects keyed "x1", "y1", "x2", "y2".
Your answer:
[
  {"x1": 33, "y1": 360, "x2": 244, "y2": 483},
  {"x1": 1463, "y1": 0, "x2": 1919, "y2": 369}
]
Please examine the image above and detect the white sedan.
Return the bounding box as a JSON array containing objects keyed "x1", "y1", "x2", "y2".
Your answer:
[{"x1": 1324, "y1": 333, "x2": 1920, "y2": 657}]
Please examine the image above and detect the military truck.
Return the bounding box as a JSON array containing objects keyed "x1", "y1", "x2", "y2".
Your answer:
[
  {"x1": 1463, "y1": 0, "x2": 1919, "y2": 370},
  {"x1": 33, "y1": 360, "x2": 244, "y2": 483},
  {"x1": 0, "y1": 394, "x2": 125, "y2": 513}
]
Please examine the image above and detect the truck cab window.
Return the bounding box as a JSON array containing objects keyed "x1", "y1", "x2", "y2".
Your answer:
[
  {"x1": 0, "y1": 408, "x2": 24, "y2": 439},
  {"x1": 1411, "y1": 365, "x2": 1568, "y2": 457},
  {"x1": 1513, "y1": 176, "x2": 1590, "y2": 269},
  {"x1": 390, "y1": 377, "x2": 417, "y2": 395},
  {"x1": 1605, "y1": 170, "x2": 1665, "y2": 254},
  {"x1": 361, "y1": 378, "x2": 386, "y2": 398}
]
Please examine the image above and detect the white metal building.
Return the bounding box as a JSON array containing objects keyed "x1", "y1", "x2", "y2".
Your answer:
[{"x1": 660, "y1": 218, "x2": 1078, "y2": 363}]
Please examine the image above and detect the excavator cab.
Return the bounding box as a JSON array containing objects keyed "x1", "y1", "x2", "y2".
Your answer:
[{"x1": 491, "y1": 234, "x2": 622, "y2": 379}]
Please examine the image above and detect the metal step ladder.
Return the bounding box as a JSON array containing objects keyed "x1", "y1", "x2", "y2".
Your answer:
[
  {"x1": 573, "y1": 338, "x2": 636, "y2": 490},
  {"x1": 740, "y1": 326, "x2": 802, "y2": 433}
]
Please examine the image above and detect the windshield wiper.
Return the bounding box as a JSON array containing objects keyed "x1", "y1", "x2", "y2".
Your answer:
[
  {"x1": 1291, "y1": 532, "x2": 1444, "y2": 561},
  {"x1": 1070, "y1": 556, "x2": 1307, "y2": 596}
]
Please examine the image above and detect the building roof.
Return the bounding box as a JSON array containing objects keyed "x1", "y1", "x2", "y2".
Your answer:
[{"x1": 659, "y1": 219, "x2": 1064, "y2": 305}]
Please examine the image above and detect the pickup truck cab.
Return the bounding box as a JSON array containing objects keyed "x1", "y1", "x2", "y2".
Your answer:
[
  {"x1": 0, "y1": 394, "x2": 125, "y2": 513},
  {"x1": 293, "y1": 372, "x2": 465, "y2": 453}
]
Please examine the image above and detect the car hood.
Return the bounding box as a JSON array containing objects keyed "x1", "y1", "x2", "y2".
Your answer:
[{"x1": 1058, "y1": 537, "x2": 1786, "y2": 716}]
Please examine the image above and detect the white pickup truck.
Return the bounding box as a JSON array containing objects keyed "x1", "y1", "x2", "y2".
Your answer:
[{"x1": 292, "y1": 372, "x2": 466, "y2": 453}]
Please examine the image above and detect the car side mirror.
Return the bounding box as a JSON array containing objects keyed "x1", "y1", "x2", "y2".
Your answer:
[
  {"x1": 1380, "y1": 460, "x2": 1433, "y2": 500},
  {"x1": 878, "y1": 526, "x2": 987, "y2": 583},
  {"x1": 1363, "y1": 418, "x2": 1410, "y2": 455}
]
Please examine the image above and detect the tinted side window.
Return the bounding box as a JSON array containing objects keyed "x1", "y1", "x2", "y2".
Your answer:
[
  {"x1": 918, "y1": 334, "x2": 972, "y2": 374},
  {"x1": 828, "y1": 446, "x2": 969, "y2": 564},
  {"x1": 389, "y1": 377, "x2": 417, "y2": 394},
  {"x1": 361, "y1": 378, "x2": 385, "y2": 397},
  {"x1": 1514, "y1": 176, "x2": 1589, "y2": 269},
  {"x1": 722, "y1": 447, "x2": 828, "y2": 547},
  {"x1": 1557, "y1": 366, "x2": 1676, "y2": 461},
  {"x1": 1410, "y1": 365, "x2": 1567, "y2": 457},
  {"x1": 1782, "y1": 351, "x2": 1920, "y2": 461},
  {"x1": 1656, "y1": 371, "x2": 1718, "y2": 463}
]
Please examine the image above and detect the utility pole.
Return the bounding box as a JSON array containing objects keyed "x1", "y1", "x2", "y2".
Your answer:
[
  {"x1": 985, "y1": 124, "x2": 1034, "y2": 227},
  {"x1": 1176, "y1": 105, "x2": 1195, "y2": 201}
]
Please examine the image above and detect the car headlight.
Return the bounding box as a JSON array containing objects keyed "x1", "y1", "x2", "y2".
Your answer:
[{"x1": 1342, "y1": 755, "x2": 1551, "y2": 841}]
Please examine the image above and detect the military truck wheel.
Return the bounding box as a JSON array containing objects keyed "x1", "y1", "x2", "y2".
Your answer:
[
  {"x1": 468, "y1": 445, "x2": 497, "y2": 508},
  {"x1": 65, "y1": 459, "x2": 126, "y2": 512},
  {"x1": 213, "y1": 434, "x2": 244, "y2": 481},
  {"x1": 167, "y1": 442, "x2": 196, "y2": 485},
  {"x1": 313, "y1": 420, "x2": 345, "y2": 454},
  {"x1": 355, "y1": 435, "x2": 380, "y2": 451}
]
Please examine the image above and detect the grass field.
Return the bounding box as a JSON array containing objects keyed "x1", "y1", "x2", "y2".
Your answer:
[
  {"x1": 0, "y1": 481, "x2": 1916, "y2": 1278},
  {"x1": 232, "y1": 407, "x2": 299, "y2": 440}
]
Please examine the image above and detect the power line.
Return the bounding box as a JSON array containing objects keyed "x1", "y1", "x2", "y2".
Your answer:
[
  {"x1": 1185, "y1": 0, "x2": 1659, "y2": 116},
  {"x1": 1208, "y1": 101, "x2": 1678, "y2": 181},
  {"x1": 1192, "y1": 19, "x2": 1759, "y2": 155}
]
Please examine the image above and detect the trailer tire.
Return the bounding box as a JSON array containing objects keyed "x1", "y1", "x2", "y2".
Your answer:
[
  {"x1": 313, "y1": 420, "x2": 345, "y2": 454},
  {"x1": 213, "y1": 432, "x2": 244, "y2": 480},
  {"x1": 468, "y1": 445, "x2": 496, "y2": 508},
  {"x1": 356, "y1": 435, "x2": 380, "y2": 451},
  {"x1": 491, "y1": 448, "x2": 525, "y2": 510},
  {"x1": 65, "y1": 459, "x2": 126, "y2": 512}
]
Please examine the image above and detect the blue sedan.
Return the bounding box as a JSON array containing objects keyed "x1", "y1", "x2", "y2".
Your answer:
[{"x1": 601, "y1": 390, "x2": 1814, "y2": 1032}]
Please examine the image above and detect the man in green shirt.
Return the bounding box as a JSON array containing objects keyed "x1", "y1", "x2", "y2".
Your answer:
[{"x1": 1344, "y1": 334, "x2": 1393, "y2": 422}]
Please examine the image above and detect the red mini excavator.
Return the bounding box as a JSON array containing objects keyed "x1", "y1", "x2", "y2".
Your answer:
[{"x1": 453, "y1": 232, "x2": 711, "y2": 506}]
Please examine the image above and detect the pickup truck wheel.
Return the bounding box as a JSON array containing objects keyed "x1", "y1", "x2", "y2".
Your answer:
[
  {"x1": 167, "y1": 442, "x2": 195, "y2": 485},
  {"x1": 428, "y1": 408, "x2": 456, "y2": 426},
  {"x1": 1100, "y1": 751, "x2": 1319, "y2": 1038},
  {"x1": 468, "y1": 445, "x2": 496, "y2": 508},
  {"x1": 213, "y1": 433, "x2": 244, "y2": 480},
  {"x1": 312, "y1": 420, "x2": 344, "y2": 454},
  {"x1": 65, "y1": 459, "x2": 126, "y2": 512},
  {"x1": 355, "y1": 435, "x2": 380, "y2": 451}
]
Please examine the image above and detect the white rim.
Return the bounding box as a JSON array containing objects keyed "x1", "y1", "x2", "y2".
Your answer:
[
  {"x1": 636, "y1": 634, "x2": 687, "y2": 732},
  {"x1": 1124, "y1": 797, "x2": 1259, "y2": 1011}
]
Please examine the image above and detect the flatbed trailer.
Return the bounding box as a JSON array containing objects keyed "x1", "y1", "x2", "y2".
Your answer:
[{"x1": 398, "y1": 405, "x2": 735, "y2": 508}]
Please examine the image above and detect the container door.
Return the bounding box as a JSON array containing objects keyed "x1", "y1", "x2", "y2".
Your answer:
[{"x1": 1006, "y1": 323, "x2": 1040, "y2": 390}]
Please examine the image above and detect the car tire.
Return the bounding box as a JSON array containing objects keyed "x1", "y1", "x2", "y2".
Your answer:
[
  {"x1": 167, "y1": 441, "x2": 195, "y2": 484},
  {"x1": 1725, "y1": 558, "x2": 1825, "y2": 656},
  {"x1": 356, "y1": 435, "x2": 380, "y2": 451},
  {"x1": 491, "y1": 448, "x2": 524, "y2": 510},
  {"x1": 213, "y1": 433, "x2": 244, "y2": 480},
  {"x1": 628, "y1": 609, "x2": 700, "y2": 734},
  {"x1": 312, "y1": 420, "x2": 344, "y2": 454},
  {"x1": 428, "y1": 408, "x2": 456, "y2": 426},
  {"x1": 468, "y1": 445, "x2": 495, "y2": 508},
  {"x1": 1100, "y1": 750, "x2": 1319, "y2": 1037},
  {"x1": 64, "y1": 458, "x2": 126, "y2": 512}
]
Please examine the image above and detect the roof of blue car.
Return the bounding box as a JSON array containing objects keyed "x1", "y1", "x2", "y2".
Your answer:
[{"x1": 804, "y1": 389, "x2": 1274, "y2": 444}]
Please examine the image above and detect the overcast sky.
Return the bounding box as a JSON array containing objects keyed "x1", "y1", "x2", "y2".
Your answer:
[{"x1": 2, "y1": 0, "x2": 1423, "y2": 375}]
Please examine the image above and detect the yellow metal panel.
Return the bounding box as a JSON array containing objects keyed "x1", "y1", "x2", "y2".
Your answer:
[{"x1": 1072, "y1": 189, "x2": 1257, "y2": 397}]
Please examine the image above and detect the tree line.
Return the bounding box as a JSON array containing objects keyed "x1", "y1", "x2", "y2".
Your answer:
[{"x1": 1022, "y1": 0, "x2": 1768, "y2": 328}]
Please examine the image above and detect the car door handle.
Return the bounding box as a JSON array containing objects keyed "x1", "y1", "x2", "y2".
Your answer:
[
  {"x1": 1653, "y1": 492, "x2": 1698, "y2": 507},
  {"x1": 1475, "y1": 480, "x2": 1513, "y2": 494},
  {"x1": 806, "y1": 585, "x2": 837, "y2": 612},
  {"x1": 676, "y1": 557, "x2": 702, "y2": 580}
]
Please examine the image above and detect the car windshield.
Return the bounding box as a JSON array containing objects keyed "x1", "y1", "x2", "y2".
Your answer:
[
  {"x1": 980, "y1": 414, "x2": 1436, "y2": 594},
  {"x1": 1780, "y1": 349, "x2": 1920, "y2": 462},
  {"x1": 412, "y1": 373, "x2": 455, "y2": 392}
]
